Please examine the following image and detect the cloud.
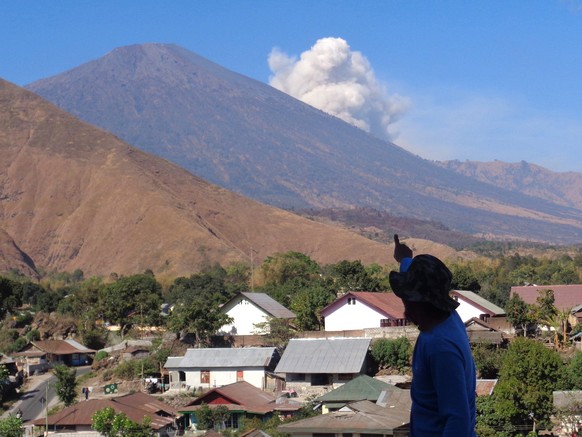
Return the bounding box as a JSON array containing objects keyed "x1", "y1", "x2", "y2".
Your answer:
[{"x1": 268, "y1": 37, "x2": 409, "y2": 141}]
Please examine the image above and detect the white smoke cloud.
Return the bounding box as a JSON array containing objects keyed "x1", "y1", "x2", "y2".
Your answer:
[{"x1": 268, "y1": 37, "x2": 409, "y2": 141}]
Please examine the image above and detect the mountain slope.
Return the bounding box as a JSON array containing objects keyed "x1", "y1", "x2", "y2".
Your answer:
[
  {"x1": 26, "y1": 43, "x2": 582, "y2": 244},
  {"x1": 2, "y1": 78, "x2": 460, "y2": 277},
  {"x1": 440, "y1": 160, "x2": 582, "y2": 211}
]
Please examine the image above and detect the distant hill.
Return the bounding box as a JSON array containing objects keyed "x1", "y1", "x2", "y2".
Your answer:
[
  {"x1": 1, "y1": 78, "x2": 461, "y2": 278},
  {"x1": 26, "y1": 43, "x2": 582, "y2": 244},
  {"x1": 439, "y1": 160, "x2": 582, "y2": 211}
]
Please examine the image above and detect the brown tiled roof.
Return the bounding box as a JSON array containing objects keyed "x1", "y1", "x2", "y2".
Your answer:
[
  {"x1": 511, "y1": 285, "x2": 582, "y2": 311},
  {"x1": 29, "y1": 394, "x2": 175, "y2": 430}
]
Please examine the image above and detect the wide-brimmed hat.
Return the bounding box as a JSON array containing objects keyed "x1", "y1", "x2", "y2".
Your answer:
[{"x1": 389, "y1": 254, "x2": 459, "y2": 312}]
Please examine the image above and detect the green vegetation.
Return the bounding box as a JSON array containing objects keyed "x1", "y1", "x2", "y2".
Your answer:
[
  {"x1": 53, "y1": 364, "x2": 78, "y2": 407},
  {"x1": 0, "y1": 416, "x2": 24, "y2": 437},
  {"x1": 91, "y1": 407, "x2": 152, "y2": 436},
  {"x1": 370, "y1": 337, "x2": 412, "y2": 372}
]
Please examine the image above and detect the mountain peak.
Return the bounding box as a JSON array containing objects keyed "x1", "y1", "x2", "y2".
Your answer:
[{"x1": 25, "y1": 44, "x2": 582, "y2": 244}]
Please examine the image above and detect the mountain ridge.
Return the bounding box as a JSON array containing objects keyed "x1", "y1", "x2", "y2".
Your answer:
[
  {"x1": 26, "y1": 43, "x2": 582, "y2": 244},
  {"x1": 4, "y1": 78, "x2": 463, "y2": 277}
]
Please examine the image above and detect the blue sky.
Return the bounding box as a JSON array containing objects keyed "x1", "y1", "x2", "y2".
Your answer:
[{"x1": 2, "y1": 1, "x2": 582, "y2": 172}]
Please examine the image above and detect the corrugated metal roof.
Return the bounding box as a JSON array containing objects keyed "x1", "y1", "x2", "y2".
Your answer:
[
  {"x1": 277, "y1": 399, "x2": 409, "y2": 434},
  {"x1": 511, "y1": 284, "x2": 582, "y2": 311},
  {"x1": 452, "y1": 290, "x2": 505, "y2": 315},
  {"x1": 240, "y1": 292, "x2": 296, "y2": 319},
  {"x1": 32, "y1": 339, "x2": 96, "y2": 355},
  {"x1": 165, "y1": 347, "x2": 277, "y2": 369},
  {"x1": 317, "y1": 374, "x2": 396, "y2": 402},
  {"x1": 275, "y1": 338, "x2": 371, "y2": 374}
]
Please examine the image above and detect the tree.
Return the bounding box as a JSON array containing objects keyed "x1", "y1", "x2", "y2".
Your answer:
[
  {"x1": 471, "y1": 344, "x2": 505, "y2": 379},
  {"x1": 565, "y1": 352, "x2": 582, "y2": 389},
  {"x1": 505, "y1": 293, "x2": 536, "y2": 337},
  {"x1": 330, "y1": 260, "x2": 381, "y2": 292},
  {"x1": 53, "y1": 364, "x2": 78, "y2": 406},
  {"x1": 259, "y1": 252, "x2": 321, "y2": 287},
  {"x1": 0, "y1": 416, "x2": 24, "y2": 437},
  {"x1": 370, "y1": 337, "x2": 411, "y2": 372},
  {"x1": 91, "y1": 407, "x2": 152, "y2": 436},
  {"x1": 99, "y1": 274, "x2": 163, "y2": 337},
  {"x1": 491, "y1": 337, "x2": 566, "y2": 433},
  {"x1": 166, "y1": 299, "x2": 232, "y2": 346},
  {"x1": 0, "y1": 364, "x2": 12, "y2": 405},
  {"x1": 290, "y1": 284, "x2": 336, "y2": 331},
  {"x1": 253, "y1": 317, "x2": 295, "y2": 352},
  {"x1": 196, "y1": 404, "x2": 230, "y2": 430}
]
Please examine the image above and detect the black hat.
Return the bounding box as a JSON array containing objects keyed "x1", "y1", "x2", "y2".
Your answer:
[{"x1": 389, "y1": 254, "x2": 459, "y2": 312}]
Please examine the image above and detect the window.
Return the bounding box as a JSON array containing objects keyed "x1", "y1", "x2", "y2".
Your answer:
[
  {"x1": 347, "y1": 297, "x2": 357, "y2": 305},
  {"x1": 237, "y1": 370, "x2": 244, "y2": 382},
  {"x1": 201, "y1": 370, "x2": 210, "y2": 384}
]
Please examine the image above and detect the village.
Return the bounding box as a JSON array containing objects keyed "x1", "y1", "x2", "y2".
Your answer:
[{"x1": 2, "y1": 284, "x2": 582, "y2": 437}]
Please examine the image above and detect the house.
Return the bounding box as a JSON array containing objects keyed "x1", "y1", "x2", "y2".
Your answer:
[
  {"x1": 179, "y1": 381, "x2": 302, "y2": 431},
  {"x1": 316, "y1": 374, "x2": 401, "y2": 414},
  {"x1": 30, "y1": 392, "x2": 178, "y2": 436},
  {"x1": 451, "y1": 290, "x2": 505, "y2": 323},
  {"x1": 275, "y1": 337, "x2": 372, "y2": 387},
  {"x1": 218, "y1": 292, "x2": 295, "y2": 335},
  {"x1": 165, "y1": 347, "x2": 280, "y2": 390},
  {"x1": 321, "y1": 292, "x2": 407, "y2": 331},
  {"x1": 13, "y1": 339, "x2": 95, "y2": 374},
  {"x1": 511, "y1": 284, "x2": 582, "y2": 327},
  {"x1": 277, "y1": 399, "x2": 410, "y2": 437},
  {"x1": 552, "y1": 390, "x2": 582, "y2": 437},
  {"x1": 464, "y1": 317, "x2": 505, "y2": 345}
]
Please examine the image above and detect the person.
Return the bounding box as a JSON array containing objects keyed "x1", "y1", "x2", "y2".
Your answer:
[{"x1": 389, "y1": 235, "x2": 477, "y2": 437}]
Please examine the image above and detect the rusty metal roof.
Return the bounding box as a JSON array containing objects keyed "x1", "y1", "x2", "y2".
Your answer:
[
  {"x1": 321, "y1": 291, "x2": 406, "y2": 319},
  {"x1": 29, "y1": 393, "x2": 176, "y2": 430},
  {"x1": 31, "y1": 339, "x2": 96, "y2": 355}
]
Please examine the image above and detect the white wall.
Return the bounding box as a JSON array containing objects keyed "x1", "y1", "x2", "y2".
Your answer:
[
  {"x1": 220, "y1": 298, "x2": 271, "y2": 335},
  {"x1": 184, "y1": 368, "x2": 266, "y2": 389},
  {"x1": 324, "y1": 301, "x2": 384, "y2": 331},
  {"x1": 455, "y1": 300, "x2": 487, "y2": 323}
]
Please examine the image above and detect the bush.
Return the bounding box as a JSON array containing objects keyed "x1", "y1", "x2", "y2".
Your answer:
[
  {"x1": 371, "y1": 337, "x2": 411, "y2": 372},
  {"x1": 95, "y1": 351, "x2": 109, "y2": 362}
]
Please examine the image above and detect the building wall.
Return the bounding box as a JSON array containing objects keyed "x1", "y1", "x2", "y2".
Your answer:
[
  {"x1": 455, "y1": 301, "x2": 488, "y2": 323},
  {"x1": 220, "y1": 298, "x2": 271, "y2": 335},
  {"x1": 183, "y1": 367, "x2": 266, "y2": 389},
  {"x1": 324, "y1": 301, "x2": 386, "y2": 331}
]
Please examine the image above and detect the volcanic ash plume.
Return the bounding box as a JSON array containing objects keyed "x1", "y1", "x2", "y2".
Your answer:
[{"x1": 268, "y1": 37, "x2": 409, "y2": 141}]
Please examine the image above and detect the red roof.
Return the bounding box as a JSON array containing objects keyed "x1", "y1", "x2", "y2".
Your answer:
[
  {"x1": 183, "y1": 381, "x2": 301, "y2": 414},
  {"x1": 321, "y1": 292, "x2": 405, "y2": 319},
  {"x1": 510, "y1": 285, "x2": 582, "y2": 311},
  {"x1": 31, "y1": 339, "x2": 96, "y2": 355},
  {"x1": 30, "y1": 393, "x2": 176, "y2": 430}
]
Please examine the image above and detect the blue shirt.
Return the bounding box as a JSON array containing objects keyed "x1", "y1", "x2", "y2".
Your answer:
[{"x1": 410, "y1": 311, "x2": 477, "y2": 437}]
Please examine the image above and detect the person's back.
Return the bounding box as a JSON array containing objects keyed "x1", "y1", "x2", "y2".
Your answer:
[
  {"x1": 409, "y1": 310, "x2": 477, "y2": 436},
  {"x1": 389, "y1": 235, "x2": 477, "y2": 437}
]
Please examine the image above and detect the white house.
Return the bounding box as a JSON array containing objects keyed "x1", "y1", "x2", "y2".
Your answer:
[
  {"x1": 164, "y1": 347, "x2": 279, "y2": 390},
  {"x1": 451, "y1": 290, "x2": 505, "y2": 323},
  {"x1": 321, "y1": 292, "x2": 407, "y2": 331},
  {"x1": 218, "y1": 292, "x2": 295, "y2": 335}
]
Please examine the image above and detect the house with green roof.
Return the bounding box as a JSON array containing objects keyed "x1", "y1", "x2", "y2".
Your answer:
[{"x1": 316, "y1": 374, "x2": 400, "y2": 413}]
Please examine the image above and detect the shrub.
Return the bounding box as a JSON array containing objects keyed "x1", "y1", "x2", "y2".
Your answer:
[
  {"x1": 371, "y1": 337, "x2": 411, "y2": 372},
  {"x1": 95, "y1": 351, "x2": 109, "y2": 362}
]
